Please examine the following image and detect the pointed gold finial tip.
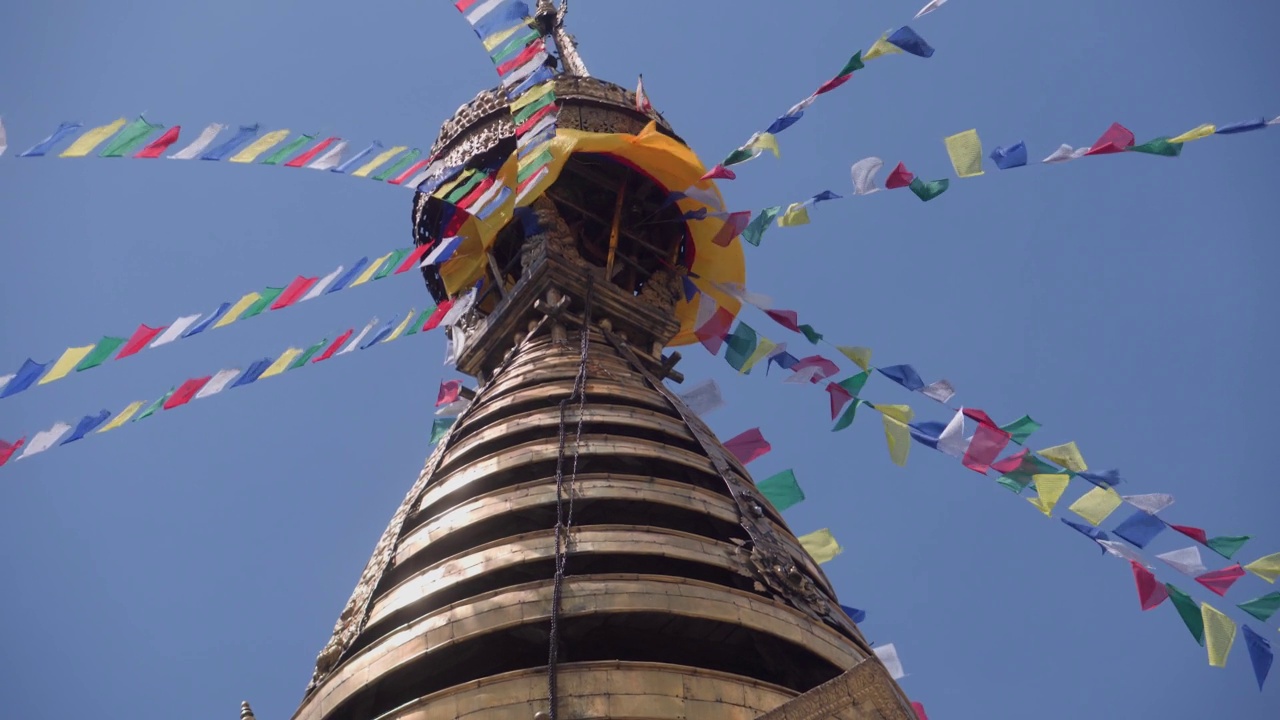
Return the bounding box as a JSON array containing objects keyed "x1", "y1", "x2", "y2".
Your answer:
[{"x1": 240, "y1": 701, "x2": 257, "y2": 720}]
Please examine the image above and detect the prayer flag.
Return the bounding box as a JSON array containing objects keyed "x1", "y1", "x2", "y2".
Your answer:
[
  {"x1": 61, "y1": 410, "x2": 111, "y2": 445},
  {"x1": 944, "y1": 129, "x2": 984, "y2": 177},
  {"x1": 308, "y1": 140, "x2": 348, "y2": 170},
  {"x1": 836, "y1": 346, "x2": 873, "y2": 370},
  {"x1": 1119, "y1": 493, "x2": 1174, "y2": 515},
  {"x1": 1062, "y1": 519, "x2": 1110, "y2": 551},
  {"x1": 725, "y1": 428, "x2": 771, "y2": 466},
  {"x1": 118, "y1": 324, "x2": 166, "y2": 359},
  {"x1": 1131, "y1": 561, "x2": 1169, "y2": 611},
  {"x1": 272, "y1": 276, "x2": 319, "y2": 310},
  {"x1": 700, "y1": 164, "x2": 736, "y2": 181},
  {"x1": 1166, "y1": 584, "x2": 1205, "y2": 646},
  {"x1": 798, "y1": 528, "x2": 843, "y2": 564},
  {"x1": 291, "y1": 339, "x2": 329, "y2": 368},
  {"x1": 1084, "y1": 122, "x2": 1135, "y2": 156},
  {"x1": 909, "y1": 178, "x2": 949, "y2": 202},
  {"x1": 878, "y1": 365, "x2": 924, "y2": 391},
  {"x1": 696, "y1": 307, "x2": 735, "y2": 355},
  {"x1": 360, "y1": 318, "x2": 398, "y2": 349},
  {"x1": 164, "y1": 376, "x2": 212, "y2": 410},
  {"x1": 1215, "y1": 118, "x2": 1268, "y2": 135},
  {"x1": 134, "y1": 126, "x2": 180, "y2": 158},
  {"x1": 851, "y1": 157, "x2": 884, "y2": 195},
  {"x1": 1078, "y1": 469, "x2": 1122, "y2": 488},
  {"x1": 747, "y1": 132, "x2": 781, "y2": 158},
  {"x1": 312, "y1": 329, "x2": 354, "y2": 364},
  {"x1": 1000, "y1": 415, "x2": 1041, "y2": 444},
  {"x1": 59, "y1": 118, "x2": 126, "y2": 157},
  {"x1": 260, "y1": 133, "x2": 315, "y2": 165},
  {"x1": 373, "y1": 149, "x2": 422, "y2": 182},
  {"x1": 351, "y1": 252, "x2": 394, "y2": 287},
  {"x1": 920, "y1": 380, "x2": 955, "y2": 404},
  {"x1": 215, "y1": 292, "x2": 262, "y2": 329},
  {"x1": 724, "y1": 322, "x2": 759, "y2": 372},
  {"x1": 437, "y1": 380, "x2": 463, "y2": 407},
  {"x1": 134, "y1": 390, "x2": 173, "y2": 422},
  {"x1": 937, "y1": 410, "x2": 968, "y2": 459},
  {"x1": 353, "y1": 145, "x2": 409, "y2": 178},
  {"x1": 430, "y1": 417, "x2": 455, "y2": 444},
  {"x1": 201, "y1": 124, "x2": 260, "y2": 161},
  {"x1": 374, "y1": 249, "x2": 411, "y2": 281},
  {"x1": 1027, "y1": 473, "x2": 1070, "y2": 516},
  {"x1": 39, "y1": 345, "x2": 96, "y2": 385},
  {"x1": 815, "y1": 74, "x2": 851, "y2": 95},
  {"x1": 169, "y1": 123, "x2": 224, "y2": 159},
  {"x1": 864, "y1": 34, "x2": 904, "y2": 62},
  {"x1": 1158, "y1": 547, "x2": 1209, "y2": 577},
  {"x1": 711, "y1": 211, "x2": 752, "y2": 247},
  {"x1": 740, "y1": 337, "x2": 778, "y2": 374},
  {"x1": 873, "y1": 644, "x2": 905, "y2": 679},
  {"x1": 777, "y1": 202, "x2": 810, "y2": 227},
  {"x1": 963, "y1": 423, "x2": 1012, "y2": 474},
  {"x1": 182, "y1": 303, "x2": 230, "y2": 339},
  {"x1": 1238, "y1": 593, "x2": 1280, "y2": 623},
  {"x1": 1242, "y1": 626, "x2": 1273, "y2": 690},
  {"x1": 1244, "y1": 553, "x2": 1280, "y2": 583},
  {"x1": 229, "y1": 128, "x2": 290, "y2": 163},
  {"x1": 911, "y1": 701, "x2": 929, "y2": 720},
  {"x1": 0, "y1": 117, "x2": 6, "y2": 157},
  {"x1": 1170, "y1": 124, "x2": 1215, "y2": 144},
  {"x1": 1069, "y1": 486, "x2": 1123, "y2": 526},
  {"x1": 75, "y1": 337, "x2": 126, "y2": 371},
  {"x1": 1128, "y1": 137, "x2": 1183, "y2": 157},
  {"x1": 20, "y1": 121, "x2": 83, "y2": 156},
  {"x1": 195, "y1": 368, "x2": 240, "y2": 399},
  {"x1": 840, "y1": 605, "x2": 866, "y2": 623},
  {"x1": 765, "y1": 309, "x2": 801, "y2": 332},
  {"x1": 885, "y1": 162, "x2": 914, "y2": 189},
  {"x1": 887, "y1": 26, "x2": 935, "y2": 57},
  {"x1": 990, "y1": 142, "x2": 1028, "y2": 169},
  {"x1": 1207, "y1": 535, "x2": 1252, "y2": 560},
  {"x1": 757, "y1": 469, "x2": 805, "y2": 511},
  {"x1": 395, "y1": 245, "x2": 431, "y2": 274},
  {"x1": 678, "y1": 378, "x2": 725, "y2": 416},
  {"x1": 260, "y1": 349, "x2": 303, "y2": 379},
  {"x1": 880, "y1": 404, "x2": 914, "y2": 467},
  {"x1": 19, "y1": 422, "x2": 72, "y2": 459},
  {"x1": 792, "y1": 356, "x2": 839, "y2": 380},
  {"x1": 232, "y1": 359, "x2": 272, "y2": 388},
  {"x1": 833, "y1": 399, "x2": 862, "y2": 432},
  {"x1": 1037, "y1": 441, "x2": 1087, "y2": 472},
  {"x1": 1042, "y1": 144, "x2": 1089, "y2": 163},
  {"x1": 424, "y1": 302, "x2": 454, "y2": 331},
  {"x1": 1102, "y1": 540, "x2": 1152, "y2": 567},
  {"x1": 151, "y1": 314, "x2": 202, "y2": 347},
  {"x1": 1196, "y1": 565, "x2": 1245, "y2": 597},
  {"x1": 1173, "y1": 524, "x2": 1209, "y2": 544},
  {"x1": 242, "y1": 287, "x2": 284, "y2": 319},
  {"x1": 909, "y1": 421, "x2": 945, "y2": 449},
  {"x1": 0, "y1": 438, "x2": 25, "y2": 466},
  {"x1": 1202, "y1": 603, "x2": 1236, "y2": 668},
  {"x1": 99, "y1": 116, "x2": 162, "y2": 157},
  {"x1": 1114, "y1": 510, "x2": 1167, "y2": 548},
  {"x1": 634, "y1": 75, "x2": 652, "y2": 113},
  {"x1": 423, "y1": 237, "x2": 464, "y2": 268},
  {"x1": 332, "y1": 141, "x2": 381, "y2": 174}
]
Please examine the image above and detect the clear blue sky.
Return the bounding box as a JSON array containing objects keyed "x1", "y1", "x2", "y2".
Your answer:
[{"x1": 1, "y1": 1, "x2": 1277, "y2": 718}]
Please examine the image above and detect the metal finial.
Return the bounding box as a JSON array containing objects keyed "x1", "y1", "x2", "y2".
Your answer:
[
  {"x1": 240, "y1": 701, "x2": 257, "y2": 720},
  {"x1": 534, "y1": 0, "x2": 589, "y2": 77}
]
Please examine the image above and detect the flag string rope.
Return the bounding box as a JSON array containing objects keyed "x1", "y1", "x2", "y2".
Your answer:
[
  {"x1": 0, "y1": 303, "x2": 455, "y2": 468},
  {"x1": 0, "y1": 242, "x2": 438, "y2": 401}
]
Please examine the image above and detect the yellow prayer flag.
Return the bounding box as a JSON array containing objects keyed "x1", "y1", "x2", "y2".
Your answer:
[
  {"x1": 229, "y1": 129, "x2": 291, "y2": 163},
  {"x1": 260, "y1": 348, "x2": 303, "y2": 380},
  {"x1": 1244, "y1": 552, "x2": 1280, "y2": 583},
  {"x1": 511, "y1": 81, "x2": 555, "y2": 111},
  {"x1": 1027, "y1": 473, "x2": 1071, "y2": 516},
  {"x1": 944, "y1": 128, "x2": 985, "y2": 178},
  {"x1": 215, "y1": 292, "x2": 263, "y2": 329},
  {"x1": 864, "y1": 34, "x2": 904, "y2": 62},
  {"x1": 1068, "y1": 485, "x2": 1123, "y2": 526},
  {"x1": 1037, "y1": 441, "x2": 1088, "y2": 472},
  {"x1": 353, "y1": 145, "x2": 408, "y2": 178},
  {"x1": 59, "y1": 117, "x2": 126, "y2": 157},
  {"x1": 38, "y1": 345, "x2": 96, "y2": 385},
  {"x1": 518, "y1": 141, "x2": 554, "y2": 172},
  {"x1": 1202, "y1": 603, "x2": 1237, "y2": 668},
  {"x1": 837, "y1": 346, "x2": 873, "y2": 371},
  {"x1": 798, "y1": 528, "x2": 843, "y2": 565},
  {"x1": 750, "y1": 132, "x2": 781, "y2": 158},
  {"x1": 97, "y1": 400, "x2": 145, "y2": 433},
  {"x1": 1169, "y1": 124, "x2": 1215, "y2": 144},
  {"x1": 483, "y1": 21, "x2": 529, "y2": 50},
  {"x1": 433, "y1": 170, "x2": 473, "y2": 200},
  {"x1": 777, "y1": 202, "x2": 810, "y2": 227},
  {"x1": 349, "y1": 252, "x2": 393, "y2": 288},
  {"x1": 879, "y1": 404, "x2": 914, "y2": 467},
  {"x1": 740, "y1": 337, "x2": 778, "y2": 374},
  {"x1": 382, "y1": 310, "x2": 416, "y2": 343}
]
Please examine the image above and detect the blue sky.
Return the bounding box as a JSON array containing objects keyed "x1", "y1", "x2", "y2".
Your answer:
[{"x1": 1, "y1": 1, "x2": 1277, "y2": 718}]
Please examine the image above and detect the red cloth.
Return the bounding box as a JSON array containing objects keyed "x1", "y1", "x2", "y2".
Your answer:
[
  {"x1": 0, "y1": 437, "x2": 25, "y2": 467},
  {"x1": 885, "y1": 162, "x2": 915, "y2": 189},
  {"x1": 390, "y1": 158, "x2": 432, "y2": 185},
  {"x1": 516, "y1": 104, "x2": 557, "y2": 136},
  {"x1": 1196, "y1": 564, "x2": 1246, "y2": 597},
  {"x1": 1172, "y1": 524, "x2": 1209, "y2": 544},
  {"x1": 395, "y1": 245, "x2": 432, "y2": 274},
  {"x1": 911, "y1": 701, "x2": 929, "y2": 720},
  {"x1": 454, "y1": 0, "x2": 481, "y2": 11},
  {"x1": 765, "y1": 309, "x2": 801, "y2": 332},
  {"x1": 1131, "y1": 561, "x2": 1170, "y2": 610},
  {"x1": 815, "y1": 73, "x2": 852, "y2": 95},
  {"x1": 724, "y1": 428, "x2": 771, "y2": 465},
  {"x1": 695, "y1": 306, "x2": 735, "y2": 355},
  {"x1": 312, "y1": 329, "x2": 353, "y2": 364},
  {"x1": 827, "y1": 383, "x2": 854, "y2": 420},
  {"x1": 436, "y1": 380, "x2": 463, "y2": 408},
  {"x1": 792, "y1": 355, "x2": 839, "y2": 382},
  {"x1": 423, "y1": 301, "x2": 456, "y2": 332},
  {"x1": 962, "y1": 422, "x2": 1012, "y2": 475},
  {"x1": 710, "y1": 211, "x2": 751, "y2": 247},
  {"x1": 495, "y1": 40, "x2": 546, "y2": 75},
  {"x1": 962, "y1": 408, "x2": 1000, "y2": 428},
  {"x1": 1085, "y1": 122, "x2": 1135, "y2": 155},
  {"x1": 990, "y1": 449, "x2": 1029, "y2": 475},
  {"x1": 133, "y1": 126, "x2": 181, "y2": 158},
  {"x1": 116, "y1": 323, "x2": 166, "y2": 359},
  {"x1": 700, "y1": 164, "x2": 737, "y2": 181},
  {"x1": 284, "y1": 137, "x2": 338, "y2": 168},
  {"x1": 271, "y1": 276, "x2": 318, "y2": 311},
  {"x1": 164, "y1": 376, "x2": 212, "y2": 410},
  {"x1": 458, "y1": 176, "x2": 497, "y2": 210}
]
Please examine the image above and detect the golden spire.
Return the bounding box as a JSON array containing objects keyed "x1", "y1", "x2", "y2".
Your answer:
[
  {"x1": 535, "y1": 0, "x2": 589, "y2": 77},
  {"x1": 239, "y1": 701, "x2": 256, "y2": 720}
]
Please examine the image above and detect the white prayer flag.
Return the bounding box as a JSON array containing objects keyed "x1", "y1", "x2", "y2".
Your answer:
[
  {"x1": 1099, "y1": 540, "x2": 1152, "y2": 569},
  {"x1": 1123, "y1": 493, "x2": 1175, "y2": 514},
  {"x1": 503, "y1": 53, "x2": 550, "y2": 89},
  {"x1": 787, "y1": 95, "x2": 818, "y2": 117},
  {"x1": 920, "y1": 379, "x2": 956, "y2": 404},
  {"x1": 195, "y1": 368, "x2": 241, "y2": 400},
  {"x1": 850, "y1": 157, "x2": 884, "y2": 195},
  {"x1": 19, "y1": 422, "x2": 72, "y2": 460},
  {"x1": 150, "y1": 314, "x2": 203, "y2": 348},
  {"x1": 443, "y1": 335, "x2": 458, "y2": 366},
  {"x1": 435, "y1": 399, "x2": 472, "y2": 417},
  {"x1": 914, "y1": 0, "x2": 949, "y2": 19},
  {"x1": 168, "y1": 123, "x2": 225, "y2": 160},
  {"x1": 1269, "y1": 115, "x2": 1279, "y2": 126},
  {"x1": 713, "y1": 281, "x2": 773, "y2": 309},
  {"x1": 308, "y1": 140, "x2": 348, "y2": 170},
  {"x1": 785, "y1": 367, "x2": 824, "y2": 384},
  {"x1": 1157, "y1": 546, "x2": 1209, "y2": 577},
  {"x1": 678, "y1": 378, "x2": 726, "y2": 417},
  {"x1": 465, "y1": 0, "x2": 506, "y2": 24},
  {"x1": 303, "y1": 266, "x2": 345, "y2": 302},
  {"x1": 440, "y1": 289, "x2": 477, "y2": 329},
  {"x1": 424, "y1": 236, "x2": 464, "y2": 268},
  {"x1": 514, "y1": 167, "x2": 550, "y2": 205},
  {"x1": 873, "y1": 644, "x2": 906, "y2": 680},
  {"x1": 937, "y1": 409, "x2": 968, "y2": 458},
  {"x1": 0, "y1": 117, "x2": 7, "y2": 157},
  {"x1": 682, "y1": 185, "x2": 724, "y2": 211},
  {"x1": 1042, "y1": 144, "x2": 1088, "y2": 164},
  {"x1": 0, "y1": 373, "x2": 14, "y2": 394},
  {"x1": 522, "y1": 113, "x2": 558, "y2": 144},
  {"x1": 337, "y1": 318, "x2": 378, "y2": 357},
  {"x1": 469, "y1": 180, "x2": 506, "y2": 216}
]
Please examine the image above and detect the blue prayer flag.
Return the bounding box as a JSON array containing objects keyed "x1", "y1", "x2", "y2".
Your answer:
[
  {"x1": 472, "y1": 3, "x2": 533, "y2": 41},
  {"x1": 0, "y1": 358, "x2": 50, "y2": 398},
  {"x1": 19, "y1": 121, "x2": 83, "y2": 157},
  {"x1": 1113, "y1": 510, "x2": 1166, "y2": 548},
  {"x1": 183, "y1": 302, "x2": 232, "y2": 339},
  {"x1": 990, "y1": 142, "x2": 1028, "y2": 170},
  {"x1": 839, "y1": 605, "x2": 867, "y2": 624},
  {"x1": 327, "y1": 257, "x2": 370, "y2": 295},
  {"x1": 361, "y1": 318, "x2": 397, "y2": 349},
  {"x1": 511, "y1": 66, "x2": 554, "y2": 96},
  {"x1": 1215, "y1": 118, "x2": 1268, "y2": 135},
  {"x1": 1061, "y1": 519, "x2": 1110, "y2": 553},
  {"x1": 331, "y1": 140, "x2": 380, "y2": 173},
  {"x1": 1243, "y1": 625, "x2": 1273, "y2": 691},
  {"x1": 200, "y1": 124, "x2": 260, "y2": 161},
  {"x1": 811, "y1": 190, "x2": 842, "y2": 203},
  {"x1": 61, "y1": 410, "x2": 111, "y2": 444},
  {"x1": 887, "y1": 26, "x2": 935, "y2": 58},
  {"x1": 909, "y1": 421, "x2": 946, "y2": 449},
  {"x1": 231, "y1": 358, "x2": 273, "y2": 388},
  {"x1": 682, "y1": 277, "x2": 699, "y2": 302},
  {"x1": 765, "y1": 112, "x2": 803, "y2": 135},
  {"x1": 878, "y1": 364, "x2": 925, "y2": 391},
  {"x1": 769, "y1": 351, "x2": 799, "y2": 372},
  {"x1": 1078, "y1": 469, "x2": 1122, "y2": 488}
]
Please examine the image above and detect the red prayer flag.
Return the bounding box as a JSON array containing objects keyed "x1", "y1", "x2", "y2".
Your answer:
[
  {"x1": 390, "y1": 157, "x2": 432, "y2": 185},
  {"x1": 962, "y1": 408, "x2": 1000, "y2": 429},
  {"x1": 516, "y1": 104, "x2": 557, "y2": 136},
  {"x1": 700, "y1": 164, "x2": 737, "y2": 181},
  {"x1": 695, "y1": 306, "x2": 735, "y2": 355},
  {"x1": 1130, "y1": 561, "x2": 1169, "y2": 610},
  {"x1": 710, "y1": 211, "x2": 752, "y2": 247},
  {"x1": 1196, "y1": 564, "x2": 1246, "y2": 597},
  {"x1": 457, "y1": 175, "x2": 497, "y2": 210},
  {"x1": 0, "y1": 437, "x2": 26, "y2": 467},
  {"x1": 792, "y1": 355, "x2": 839, "y2": 382},
  {"x1": 396, "y1": 245, "x2": 431, "y2": 274},
  {"x1": 885, "y1": 162, "x2": 915, "y2": 189},
  {"x1": 271, "y1": 276, "x2": 319, "y2": 311},
  {"x1": 1085, "y1": 122, "x2": 1135, "y2": 156},
  {"x1": 827, "y1": 382, "x2": 855, "y2": 420},
  {"x1": 312, "y1": 329, "x2": 354, "y2": 364},
  {"x1": 495, "y1": 40, "x2": 546, "y2": 76},
  {"x1": 1173, "y1": 524, "x2": 1209, "y2": 544},
  {"x1": 164, "y1": 376, "x2": 212, "y2": 410},
  {"x1": 133, "y1": 126, "x2": 181, "y2": 158},
  {"x1": 815, "y1": 74, "x2": 852, "y2": 95},
  {"x1": 911, "y1": 701, "x2": 929, "y2": 720},
  {"x1": 423, "y1": 301, "x2": 456, "y2": 332},
  {"x1": 765, "y1": 309, "x2": 801, "y2": 332},
  {"x1": 962, "y1": 422, "x2": 1012, "y2": 475},
  {"x1": 724, "y1": 428, "x2": 771, "y2": 465},
  {"x1": 436, "y1": 379, "x2": 463, "y2": 408},
  {"x1": 454, "y1": 0, "x2": 482, "y2": 11},
  {"x1": 990, "y1": 448, "x2": 1029, "y2": 475},
  {"x1": 284, "y1": 136, "x2": 339, "y2": 168},
  {"x1": 117, "y1": 323, "x2": 166, "y2": 359}
]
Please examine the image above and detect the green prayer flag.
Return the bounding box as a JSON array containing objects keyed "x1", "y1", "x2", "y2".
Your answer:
[
  {"x1": 757, "y1": 469, "x2": 806, "y2": 511},
  {"x1": 261, "y1": 133, "x2": 315, "y2": 165},
  {"x1": 724, "y1": 322, "x2": 759, "y2": 372},
  {"x1": 1206, "y1": 535, "x2": 1252, "y2": 559},
  {"x1": 430, "y1": 417, "x2": 455, "y2": 444},
  {"x1": 134, "y1": 389, "x2": 174, "y2": 422},
  {"x1": 405, "y1": 308, "x2": 434, "y2": 336},
  {"x1": 1166, "y1": 584, "x2": 1205, "y2": 646},
  {"x1": 289, "y1": 339, "x2": 329, "y2": 370},
  {"x1": 492, "y1": 27, "x2": 540, "y2": 64},
  {"x1": 99, "y1": 117, "x2": 162, "y2": 157},
  {"x1": 513, "y1": 92, "x2": 556, "y2": 125},
  {"x1": 832, "y1": 399, "x2": 862, "y2": 432},
  {"x1": 446, "y1": 171, "x2": 484, "y2": 202},
  {"x1": 996, "y1": 475, "x2": 1029, "y2": 494},
  {"x1": 837, "y1": 371, "x2": 870, "y2": 398},
  {"x1": 799, "y1": 324, "x2": 823, "y2": 344},
  {"x1": 999, "y1": 414, "x2": 1042, "y2": 445},
  {"x1": 909, "y1": 177, "x2": 949, "y2": 202},
  {"x1": 836, "y1": 51, "x2": 865, "y2": 77},
  {"x1": 373, "y1": 148, "x2": 422, "y2": 181},
  {"x1": 742, "y1": 207, "x2": 781, "y2": 247},
  {"x1": 374, "y1": 249, "x2": 411, "y2": 281},
  {"x1": 722, "y1": 147, "x2": 755, "y2": 167},
  {"x1": 243, "y1": 287, "x2": 284, "y2": 319},
  {"x1": 75, "y1": 336, "x2": 126, "y2": 371},
  {"x1": 1128, "y1": 137, "x2": 1183, "y2": 157},
  {"x1": 518, "y1": 151, "x2": 554, "y2": 183},
  {"x1": 1237, "y1": 592, "x2": 1280, "y2": 622}
]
